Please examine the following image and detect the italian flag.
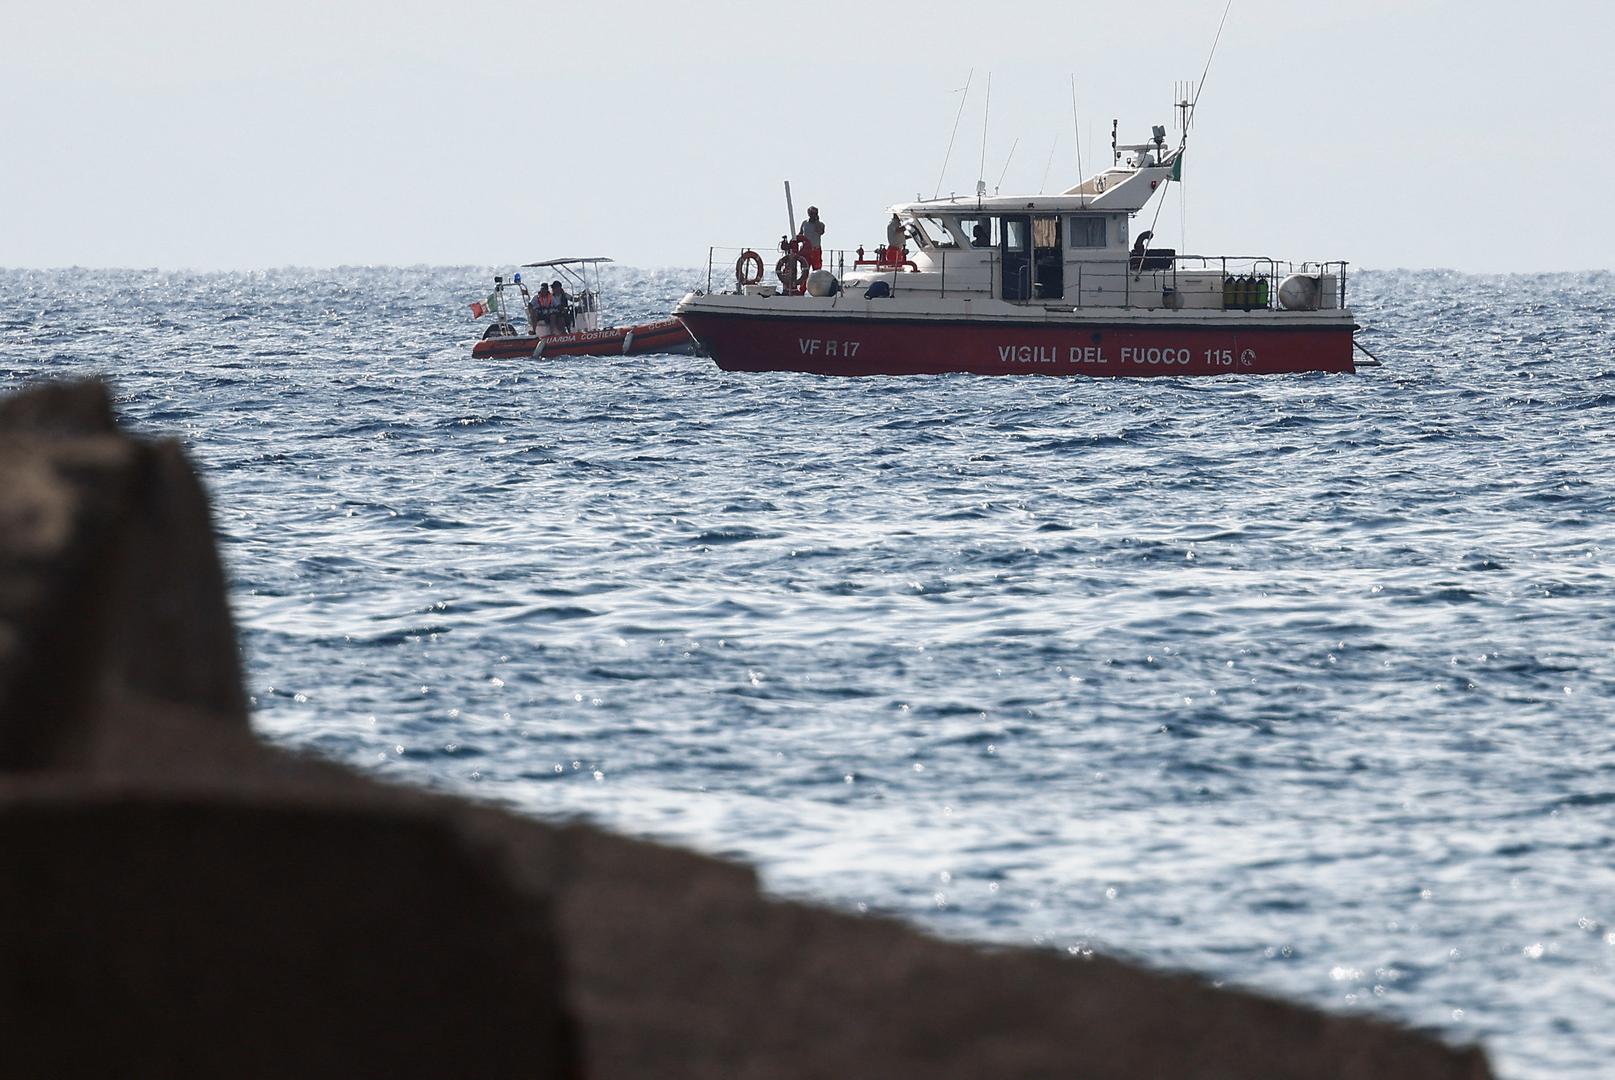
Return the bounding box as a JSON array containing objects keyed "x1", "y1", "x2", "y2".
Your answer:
[{"x1": 468, "y1": 291, "x2": 497, "y2": 318}]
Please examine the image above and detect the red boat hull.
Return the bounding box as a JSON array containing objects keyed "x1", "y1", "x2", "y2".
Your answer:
[
  {"x1": 678, "y1": 311, "x2": 1356, "y2": 377},
  {"x1": 471, "y1": 318, "x2": 695, "y2": 360}
]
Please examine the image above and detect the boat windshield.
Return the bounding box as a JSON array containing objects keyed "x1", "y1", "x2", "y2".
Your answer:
[
  {"x1": 908, "y1": 217, "x2": 947, "y2": 249},
  {"x1": 923, "y1": 216, "x2": 994, "y2": 249}
]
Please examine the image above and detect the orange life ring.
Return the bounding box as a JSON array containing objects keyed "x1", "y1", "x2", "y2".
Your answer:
[
  {"x1": 735, "y1": 250, "x2": 764, "y2": 286},
  {"x1": 775, "y1": 253, "x2": 808, "y2": 289}
]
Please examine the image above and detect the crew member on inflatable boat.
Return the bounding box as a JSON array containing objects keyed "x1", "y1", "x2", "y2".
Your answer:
[
  {"x1": 526, "y1": 286, "x2": 543, "y2": 334},
  {"x1": 550, "y1": 280, "x2": 571, "y2": 332},
  {"x1": 799, "y1": 206, "x2": 826, "y2": 270},
  {"x1": 531, "y1": 283, "x2": 555, "y2": 333}
]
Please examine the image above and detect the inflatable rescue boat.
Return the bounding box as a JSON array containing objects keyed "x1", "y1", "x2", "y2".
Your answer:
[{"x1": 469, "y1": 257, "x2": 697, "y2": 359}]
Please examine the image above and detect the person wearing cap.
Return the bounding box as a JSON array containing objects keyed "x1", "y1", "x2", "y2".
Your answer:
[{"x1": 799, "y1": 206, "x2": 826, "y2": 271}]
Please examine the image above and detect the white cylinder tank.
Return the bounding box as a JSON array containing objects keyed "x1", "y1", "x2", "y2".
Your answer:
[
  {"x1": 805, "y1": 269, "x2": 839, "y2": 297},
  {"x1": 1278, "y1": 274, "x2": 1341, "y2": 311},
  {"x1": 1278, "y1": 274, "x2": 1322, "y2": 311}
]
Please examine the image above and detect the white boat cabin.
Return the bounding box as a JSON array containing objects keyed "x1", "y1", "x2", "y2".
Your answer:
[
  {"x1": 857, "y1": 141, "x2": 1209, "y2": 308},
  {"x1": 712, "y1": 128, "x2": 1342, "y2": 313}
]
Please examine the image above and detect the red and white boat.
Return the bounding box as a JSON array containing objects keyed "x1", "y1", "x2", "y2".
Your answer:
[
  {"x1": 677, "y1": 123, "x2": 1362, "y2": 378},
  {"x1": 470, "y1": 256, "x2": 697, "y2": 360}
]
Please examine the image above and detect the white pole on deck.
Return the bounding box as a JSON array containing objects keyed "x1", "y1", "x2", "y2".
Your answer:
[{"x1": 784, "y1": 180, "x2": 797, "y2": 243}]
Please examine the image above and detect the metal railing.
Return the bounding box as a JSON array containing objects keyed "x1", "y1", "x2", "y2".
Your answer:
[
  {"x1": 705, "y1": 245, "x2": 853, "y2": 295},
  {"x1": 702, "y1": 244, "x2": 1349, "y2": 311},
  {"x1": 705, "y1": 243, "x2": 996, "y2": 299},
  {"x1": 1163, "y1": 256, "x2": 1351, "y2": 311}
]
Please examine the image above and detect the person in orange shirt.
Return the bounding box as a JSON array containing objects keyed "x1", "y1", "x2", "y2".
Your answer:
[{"x1": 530, "y1": 283, "x2": 555, "y2": 334}]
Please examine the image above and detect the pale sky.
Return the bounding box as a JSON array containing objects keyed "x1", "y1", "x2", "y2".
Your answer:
[{"x1": 3, "y1": 0, "x2": 1611, "y2": 272}]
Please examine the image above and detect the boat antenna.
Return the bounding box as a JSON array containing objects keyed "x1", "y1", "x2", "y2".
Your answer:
[
  {"x1": 933, "y1": 69, "x2": 973, "y2": 199},
  {"x1": 1070, "y1": 75, "x2": 1086, "y2": 207},
  {"x1": 1039, "y1": 135, "x2": 1058, "y2": 194},
  {"x1": 1135, "y1": 0, "x2": 1234, "y2": 278},
  {"x1": 1174, "y1": 80, "x2": 1197, "y2": 141},
  {"x1": 995, "y1": 137, "x2": 1018, "y2": 193},
  {"x1": 977, "y1": 71, "x2": 992, "y2": 199},
  {"x1": 1175, "y1": 81, "x2": 1195, "y2": 250},
  {"x1": 1181, "y1": 0, "x2": 1233, "y2": 151}
]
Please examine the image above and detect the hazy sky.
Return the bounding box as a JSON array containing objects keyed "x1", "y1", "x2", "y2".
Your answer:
[{"x1": 3, "y1": 0, "x2": 1611, "y2": 272}]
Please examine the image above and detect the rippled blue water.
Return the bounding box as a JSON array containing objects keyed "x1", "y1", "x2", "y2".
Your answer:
[{"x1": 4, "y1": 265, "x2": 1613, "y2": 1077}]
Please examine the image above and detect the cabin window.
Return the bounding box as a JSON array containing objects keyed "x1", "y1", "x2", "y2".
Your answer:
[
  {"x1": 1003, "y1": 217, "x2": 1030, "y2": 253},
  {"x1": 959, "y1": 217, "x2": 994, "y2": 248},
  {"x1": 1068, "y1": 216, "x2": 1106, "y2": 248}
]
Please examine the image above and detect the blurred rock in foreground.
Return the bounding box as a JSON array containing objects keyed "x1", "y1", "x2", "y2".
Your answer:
[{"x1": 0, "y1": 379, "x2": 1494, "y2": 1079}]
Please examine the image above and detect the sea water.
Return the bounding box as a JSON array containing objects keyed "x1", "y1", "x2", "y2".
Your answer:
[{"x1": 3, "y1": 265, "x2": 1612, "y2": 1078}]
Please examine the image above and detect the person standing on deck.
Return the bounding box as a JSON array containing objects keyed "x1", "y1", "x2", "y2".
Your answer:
[
  {"x1": 885, "y1": 213, "x2": 905, "y2": 263},
  {"x1": 799, "y1": 206, "x2": 826, "y2": 270}
]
